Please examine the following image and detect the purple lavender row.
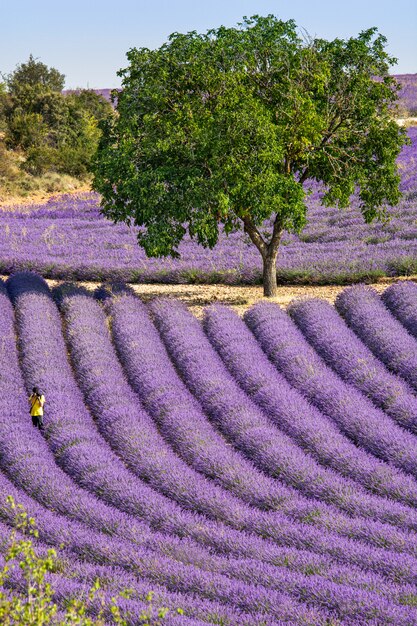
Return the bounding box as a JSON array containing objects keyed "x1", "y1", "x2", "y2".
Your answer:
[
  {"x1": 244, "y1": 301, "x2": 417, "y2": 481},
  {"x1": 383, "y1": 281, "x2": 417, "y2": 339},
  {"x1": 3, "y1": 452, "x2": 415, "y2": 625},
  {"x1": 64, "y1": 283, "x2": 416, "y2": 556},
  {"x1": 0, "y1": 472, "x2": 334, "y2": 625},
  {"x1": 54, "y1": 287, "x2": 417, "y2": 584},
  {"x1": 4, "y1": 282, "x2": 417, "y2": 616},
  {"x1": 46, "y1": 560, "x2": 278, "y2": 626},
  {"x1": 287, "y1": 297, "x2": 417, "y2": 433},
  {"x1": 204, "y1": 303, "x2": 417, "y2": 503},
  {"x1": 31, "y1": 564, "x2": 417, "y2": 626},
  {"x1": 0, "y1": 531, "x2": 286, "y2": 626},
  {"x1": 335, "y1": 285, "x2": 417, "y2": 393},
  {"x1": 2, "y1": 517, "x2": 417, "y2": 626},
  {"x1": 52, "y1": 539, "x2": 417, "y2": 619},
  {"x1": 0, "y1": 518, "x2": 341, "y2": 626},
  {"x1": 0, "y1": 446, "x2": 375, "y2": 626},
  {"x1": 56, "y1": 284, "x2": 351, "y2": 547},
  {"x1": 150, "y1": 298, "x2": 417, "y2": 533},
  {"x1": 109, "y1": 288, "x2": 387, "y2": 522},
  {"x1": 39, "y1": 556, "x2": 297, "y2": 626},
  {"x1": 2, "y1": 460, "x2": 416, "y2": 612},
  {"x1": 6, "y1": 277, "x2": 413, "y2": 590},
  {"x1": 5, "y1": 271, "x2": 334, "y2": 574},
  {"x1": 11, "y1": 275, "x2": 417, "y2": 588},
  {"x1": 0, "y1": 563, "x2": 205, "y2": 626},
  {"x1": 107, "y1": 290, "x2": 417, "y2": 553},
  {"x1": 7, "y1": 272, "x2": 241, "y2": 547},
  {"x1": 108, "y1": 289, "x2": 294, "y2": 512},
  {"x1": 0, "y1": 276, "x2": 164, "y2": 545},
  {"x1": 5, "y1": 282, "x2": 417, "y2": 620},
  {"x1": 2, "y1": 271, "x2": 319, "y2": 575}
]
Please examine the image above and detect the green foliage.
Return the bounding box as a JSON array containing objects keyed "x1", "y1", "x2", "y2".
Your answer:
[
  {"x1": 66, "y1": 90, "x2": 113, "y2": 123},
  {"x1": 0, "y1": 82, "x2": 11, "y2": 133},
  {"x1": 7, "y1": 111, "x2": 48, "y2": 151},
  {"x1": 0, "y1": 497, "x2": 175, "y2": 625},
  {"x1": 0, "y1": 497, "x2": 58, "y2": 625},
  {"x1": 93, "y1": 14, "x2": 407, "y2": 296},
  {"x1": 5, "y1": 55, "x2": 65, "y2": 108},
  {"x1": 0, "y1": 140, "x2": 19, "y2": 180},
  {"x1": 0, "y1": 56, "x2": 113, "y2": 182}
]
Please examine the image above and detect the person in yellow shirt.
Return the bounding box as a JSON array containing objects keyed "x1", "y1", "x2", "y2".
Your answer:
[{"x1": 29, "y1": 387, "x2": 45, "y2": 430}]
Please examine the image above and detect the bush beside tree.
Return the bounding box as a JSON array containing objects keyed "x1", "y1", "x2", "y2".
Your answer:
[{"x1": 0, "y1": 56, "x2": 113, "y2": 184}]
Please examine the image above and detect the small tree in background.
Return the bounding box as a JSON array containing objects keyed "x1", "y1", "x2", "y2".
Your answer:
[
  {"x1": 93, "y1": 14, "x2": 407, "y2": 296},
  {"x1": 6, "y1": 55, "x2": 65, "y2": 98}
]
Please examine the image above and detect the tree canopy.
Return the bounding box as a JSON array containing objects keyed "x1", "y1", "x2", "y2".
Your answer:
[
  {"x1": 93, "y1": 14, "x2": 408, "y2": 296},
  {"x1": 6, "y1": 54, "x2": 65, "y2": 93}
]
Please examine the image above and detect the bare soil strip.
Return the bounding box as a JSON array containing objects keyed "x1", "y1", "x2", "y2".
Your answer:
[{"x1": 29, "y1": 275, "x2": 417, "y2": 317}]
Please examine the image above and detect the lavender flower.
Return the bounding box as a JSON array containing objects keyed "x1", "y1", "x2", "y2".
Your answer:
[
  {"x1": 336, "y1": 284, "x2": 417, "y2": 393},
  {"x1": 205, "y1": 303, "x2": 417, "y2": 502},
  {"x1": 150, "y1": 298, "x2": 417, "y2": 535},
  {"x1": 244, "y1": 300, "x2": 417, "y2": 481},
  {"x1": 288, "y1": 296, "x2": 417, "y2": 432},
  {"x1": 382, "y1": 280, "x2": 417, "y2": 338}
]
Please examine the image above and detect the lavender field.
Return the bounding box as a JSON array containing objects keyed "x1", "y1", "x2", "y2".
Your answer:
[
  {"x1": 0, "y1": 128, "x2": 416, "y2": 287},
  {"x1": 396, "y1": 74, "x2": 417, "y2": 116},
  {"x1": 2, "y1": 270, "x2": 417, "y2": 624}
]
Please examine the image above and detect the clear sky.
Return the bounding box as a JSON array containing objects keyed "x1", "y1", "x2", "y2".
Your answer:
[{"x1": 1, "y1": 0, "x2": 416, "y2": 89}]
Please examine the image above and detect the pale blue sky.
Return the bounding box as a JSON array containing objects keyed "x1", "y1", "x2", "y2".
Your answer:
[{"x1": 1, "y1": 0, "x2": 415, "y2": 88}]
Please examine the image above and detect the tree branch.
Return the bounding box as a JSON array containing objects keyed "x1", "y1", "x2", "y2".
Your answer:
[
  {"x1": 267, "y1": 213, "x2": 284, "y2": 257},
  {"x1": 242, "y1": 215, "x2": 267, "y2": 259},
  {"x1": 298, "y1": 115, "x2": 348, "y2": 184}
]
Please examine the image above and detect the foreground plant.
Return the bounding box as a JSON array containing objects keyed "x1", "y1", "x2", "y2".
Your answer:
[{"x1": 0, "y1": 497, "x2": 171, "y2": 625}]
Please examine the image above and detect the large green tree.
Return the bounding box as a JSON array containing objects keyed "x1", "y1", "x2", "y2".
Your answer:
[{"x1": 93, "y1": 15, "x2": 407, "y2": 296}]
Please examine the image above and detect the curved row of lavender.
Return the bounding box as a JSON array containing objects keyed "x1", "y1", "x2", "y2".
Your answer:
[
  {"x1": 7, "y1": 278, "x2": 417, "y2": 593},
  {"x1": 13, "y1": 272, "x2": 399, "y2": 576},
  {"x1": 287, "y1": 297, "x2": 417, "y2": 432},
  {"x1": 106, "y1": 290, "x2": 417, "y2": 558},
  {"x1": 335, "y1": 285, "x2": 417, "y2": 392},
  {"x1": 56, "y1": 283, "x2": 417, "y2": 569},
  {"x1": 3, "y1": 273, "x2": 417, "y2": 622},
  {"x1": 383, "y1": 280, "x2": 417, "y2": 337},
  {"x1": 0, "y1": 129, "x2": 416, "y2": 286},
  {"x1": 204, "y1": 302, "x2": 417, "y2": 493},
  {"x1": 151, "y1": 297, "x2": 417, "y2": 534},
  {"x1": 0, "y1": 274, "x2": 351, "y2": 625},
  {"x1": 244, "y1": 300, "x2": 417, "y2": 481}
]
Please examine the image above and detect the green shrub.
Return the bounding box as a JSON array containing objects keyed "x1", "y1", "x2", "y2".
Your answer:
[{"x1": 0, "y1": 497, "x2": 177, "y2": 625}]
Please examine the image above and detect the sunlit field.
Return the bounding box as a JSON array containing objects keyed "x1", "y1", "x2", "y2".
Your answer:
[{"x1": 1, "y1": 128, "x2": 416, "y2": 286}]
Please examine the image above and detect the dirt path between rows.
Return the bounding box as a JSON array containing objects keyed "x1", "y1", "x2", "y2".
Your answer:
[{"x1": 39, "y1": 274, "x2": 417, "y2": 317}]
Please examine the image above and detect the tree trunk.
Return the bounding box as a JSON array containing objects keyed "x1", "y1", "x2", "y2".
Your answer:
[
  {"x1": 242, "y1": 214, "x2": 281, "y2": 298},
  {"x1": 262, "y1": 251, "x2": 278, "y2": 297}
]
